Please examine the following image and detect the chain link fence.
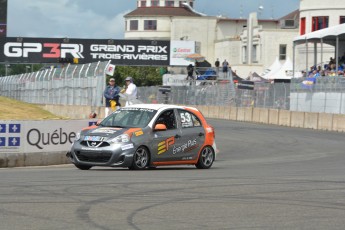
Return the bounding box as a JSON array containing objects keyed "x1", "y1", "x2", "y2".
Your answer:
[
  {"x1": 0, "y1": 61, "x2": 109, "y2": 107},
  {"x1": 1, "y1": 62, "x2": 345, "y2": 114},
  {"x1": 137, "y1": 82, "x2": 290, "y2": 109},
  {"x1": 290, "y1": 77, "x2": 345, "y2": 114}
]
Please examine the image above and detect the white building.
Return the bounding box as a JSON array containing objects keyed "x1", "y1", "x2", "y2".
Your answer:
[{"x1": 125, "y1": 0, "x2": 342, "y2": 77}]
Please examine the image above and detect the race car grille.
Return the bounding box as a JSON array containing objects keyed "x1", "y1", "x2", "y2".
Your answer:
[
  {"x1": 75, "y1": 151, "x2": 112, "y2": 163},
  {"x1": 80, "y1": 141, "x2": 110, "y2": 148}
]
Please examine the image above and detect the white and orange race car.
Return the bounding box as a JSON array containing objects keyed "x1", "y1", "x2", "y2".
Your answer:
[{"x1": 67, "y1": 104, "x2": 217, "y2": 170}]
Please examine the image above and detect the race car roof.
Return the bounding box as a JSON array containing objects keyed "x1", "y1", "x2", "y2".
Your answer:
[{"x1": 125, "y1": 104, "x2": 185, "y2": 111}]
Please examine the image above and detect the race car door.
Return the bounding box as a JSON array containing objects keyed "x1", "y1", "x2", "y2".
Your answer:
[
  {"x1": 177, "y1": 109, "x2": 205, "y2": 161},
  {"x1": 151, "y1": 109, "x2": 183, "y2": 163}
]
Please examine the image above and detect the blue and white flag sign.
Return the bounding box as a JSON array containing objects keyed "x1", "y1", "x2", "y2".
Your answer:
[
  {"x1": 0, "y1": 124, "x2": 6, "y2": 133},
  {"x1": 8, "y1": 137, "x2": 21, "y2": 147},
  {"x1": 0, "y1": 137, "x2": 5, "y2": 146},
  {"x1": 9, "y1": 124, "x2": 21, "y2": 133}
]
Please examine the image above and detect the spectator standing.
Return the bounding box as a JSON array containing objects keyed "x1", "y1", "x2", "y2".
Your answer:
[
  {"x1": 222, "y1": 59, "x2": 229, "y2": 73},
  {"x1": 215, "y1": 58, "x2": 220, "y2": 68},
  {"x1": 103, "y1": 78, "x2": 121, "y2": 117},
  {"x1": 186, "y1": 64, "x2": 194, "y2": 80},
  {"x1": 122, "y1": 76, "x2": 137, "y2": 106}
]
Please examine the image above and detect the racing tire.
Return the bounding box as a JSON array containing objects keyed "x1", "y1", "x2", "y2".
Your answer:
[
  {"x1": 195, "y1": 146, "x2": 215, "y2": 169},
  {"x1": 74, "y1": 164, "x2": 92, "y2": 170},
  {"x1": 129, "y1": 146, "x2": 150, "y2": 170}
]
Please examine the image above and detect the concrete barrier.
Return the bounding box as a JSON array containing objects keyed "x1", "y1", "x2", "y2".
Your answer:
[
  {"x1": 332, "y1": 114, "x2": 345, "y2": 132},
  {"x1": 219, "y1": 106, "x2": 231, "y2": 120},
  {"x1": 252, "y1": 108, "x2": 261, "y2": 123},
  {"x1": 1, "y1": 152, "x2": 68, "y2": 168},
  {"x1": 318, "y1": 113, "x2": 333, "y2": 131},
  {"x1": 304, "y1": 112, "x2": 318, "y2": 130},
  {"x1": 291, "y1": 111, "x2": 305, "y2": 128},
  {"x1": 229, "y1": 107, "x2": 237, "y2": 120},
  {"x1": 3, "y1": 103, "x2": 345, "y2": 169},
  {"x1": 252, "y1": 108, "x2": 269, "y2": 123},
  {"x1": 208, "y1": 106, "x2": 220, "y2": 119},
  {"x1": 268, "y1": 109, "x2": 279, "y2": 125},
  {"x1": 244, "y1": 107, "x2": 253, "y2": 122},
  {"x1": 237, "y1": 107, "x2": 246, "y2": 121},
  {"x1": 279, "y1": 110, "x2": 291, "y2": 126},
  {"x1": 198, "y1": 105, "x2": 209, "y2": 118},
  {"x1": 40, "y1": 104, "x2": 345, "y2": 134}
]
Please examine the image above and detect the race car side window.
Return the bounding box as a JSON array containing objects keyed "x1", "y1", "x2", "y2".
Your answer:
[
  {"x1": 155, "y1": 109, "x2": 176, "y2": 130},
  {"x1": 178, "y1": 110, "x2": 201, "y2": 128}
]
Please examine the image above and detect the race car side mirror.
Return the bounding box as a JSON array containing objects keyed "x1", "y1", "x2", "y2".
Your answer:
[{"x1": 154, "y1": 124, "x2": 167, "y2": 131}]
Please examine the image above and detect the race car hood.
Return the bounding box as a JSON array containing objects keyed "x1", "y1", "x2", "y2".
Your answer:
[{"x1": 81, "y1": 126, "x2": 143, "y2": 139}]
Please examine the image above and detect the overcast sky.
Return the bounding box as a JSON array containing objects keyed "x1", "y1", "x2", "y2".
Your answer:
[{"x1": 7, "y1": 0, "x2": 300, "y2": 39}]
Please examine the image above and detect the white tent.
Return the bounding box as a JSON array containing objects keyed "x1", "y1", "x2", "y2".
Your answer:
[
  {"x1": 262, "y1": 57, "x2": 303, "y2": 80},
  {"x1": 261, "y1": 57, "x2": 282, "y2": 79}
]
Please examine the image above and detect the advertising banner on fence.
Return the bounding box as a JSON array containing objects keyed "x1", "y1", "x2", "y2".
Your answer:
[
  {"x1": 0, "y1": 120, "x2": 97, "y2": 154},
  {"x1": 170, "y1": 40, "x2": 195, "y2": 66},
  {"x1": 0, "y1": 37, "x2": 170, "y2": 66},
  {"x1": 238, "y1": 80, "x2": 255, "y2": 90}
]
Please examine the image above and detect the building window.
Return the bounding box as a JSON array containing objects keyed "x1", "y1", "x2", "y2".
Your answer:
[
  {"x1": 140, "y1": 1, "x2": 146, "y2": 7},
  {"x1": 252, "y1": 45, "x2": 257, "y2": 63},
  {"x1": 242, "y1": 46, "x2": 247, "y2": 64},
  {"x1": 130, "y1": 20, "x2": 138, "y2": 31},
  {"x1": 340, "y1": 16, "x2": 345, "y2": 24},
  {"x1": 151, "y1": 0, "x2": 159, "y2": 6},
  {"x1": 144, "y1": 20, "x2": 157, "y2": 30},
  {"x1": 165, "y1": 1, "x2": 174, "y2": 7},
  {"x1": 312, "y1": 16, "x2": 329, "y2": 32},
  {"x1": 279, "y1": 44, "x2": 287, "y2": 61},
  {"x1": 300, "y1": 17, "x2": 306, "y2": 35}
]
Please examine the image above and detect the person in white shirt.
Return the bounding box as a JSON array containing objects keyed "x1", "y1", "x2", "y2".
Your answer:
[{"x1": 123, "y1": 76, "x2": 137, "y2": 106}]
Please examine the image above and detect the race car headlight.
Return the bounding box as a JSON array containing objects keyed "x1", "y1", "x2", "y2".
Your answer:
[
  {"x1": 75, "y1": 132, "x2": 81, "y2": 141},
  {"x1": 108, "y1": 134, "x2": 130, "y2": 143}
]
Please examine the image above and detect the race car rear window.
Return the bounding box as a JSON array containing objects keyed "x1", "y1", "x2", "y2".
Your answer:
[{"x1": 178, "y1": 110, "x2": 201, "y2": 128}]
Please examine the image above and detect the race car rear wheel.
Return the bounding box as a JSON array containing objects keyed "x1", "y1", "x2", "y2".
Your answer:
[
  {"x1": 129, "y1": 146, "x2": 150, "y2": 170},
  {"x1": 74, "y1": 164, "x2": 92, "y2": 170},
  {"x1": 195, "y1": 146, "x2": 215, "y2": 169}
]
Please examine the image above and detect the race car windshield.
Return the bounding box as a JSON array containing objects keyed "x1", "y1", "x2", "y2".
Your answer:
[{"x1": 100, "y1": 108, "x2": 157, "y2": 128}]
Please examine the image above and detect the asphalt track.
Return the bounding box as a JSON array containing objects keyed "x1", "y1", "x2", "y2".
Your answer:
[{"x1": 1, "y1": 119, "x2": 345, "y2": 230}]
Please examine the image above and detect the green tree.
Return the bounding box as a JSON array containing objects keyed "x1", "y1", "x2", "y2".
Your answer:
[
  {"x1": 111, "y1": 66, "x2": 163, "y2": 87},
  {"x1": 0, "y1": 64, "x2": 43, "y2": 76}
]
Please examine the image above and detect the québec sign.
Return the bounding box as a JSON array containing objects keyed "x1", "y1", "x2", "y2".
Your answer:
[{"x1": 0, "y1": 120, "x2": 94, "y2": 153}]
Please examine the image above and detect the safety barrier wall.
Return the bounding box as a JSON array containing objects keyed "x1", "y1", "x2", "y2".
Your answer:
[
  {"x1": 2, "y1": 104, "x2": 345, "y2": 168},
  {"x1": 40, "y1": 104, "x2": 345, "y2": 132},
  {"x1": 0, "y1": 119, "x2": 97, "y2": 167}
]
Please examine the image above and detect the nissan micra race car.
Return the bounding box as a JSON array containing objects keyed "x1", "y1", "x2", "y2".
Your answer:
[{"x1": 67, "y1": 104, "x2": 217, "y2": 170}]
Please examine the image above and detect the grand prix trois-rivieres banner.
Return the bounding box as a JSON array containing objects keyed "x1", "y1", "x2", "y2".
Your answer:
[{"x1": 0, "y1": 37, "x2": 170, "y2": 66}]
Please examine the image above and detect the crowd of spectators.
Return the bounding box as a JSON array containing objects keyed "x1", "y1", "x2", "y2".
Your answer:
[{"x1": 305, "y1": 53, "x2": 345, "y2": 78}]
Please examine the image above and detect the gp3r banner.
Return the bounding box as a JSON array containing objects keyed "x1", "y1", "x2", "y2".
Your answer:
[{"x1": 0, "y1": 37, "x2": 170, "y2": 66}]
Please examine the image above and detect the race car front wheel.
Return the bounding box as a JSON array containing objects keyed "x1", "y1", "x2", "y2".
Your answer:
[
  {"x1": 195, "y1": 146, "x2": 215, "y2": 169},
  {"x1": 74, "y1": 164, "x2": 92, "y2": 170},
  {"x1": 129, "y1": 146, "x2": 150, "y2": 170}
]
